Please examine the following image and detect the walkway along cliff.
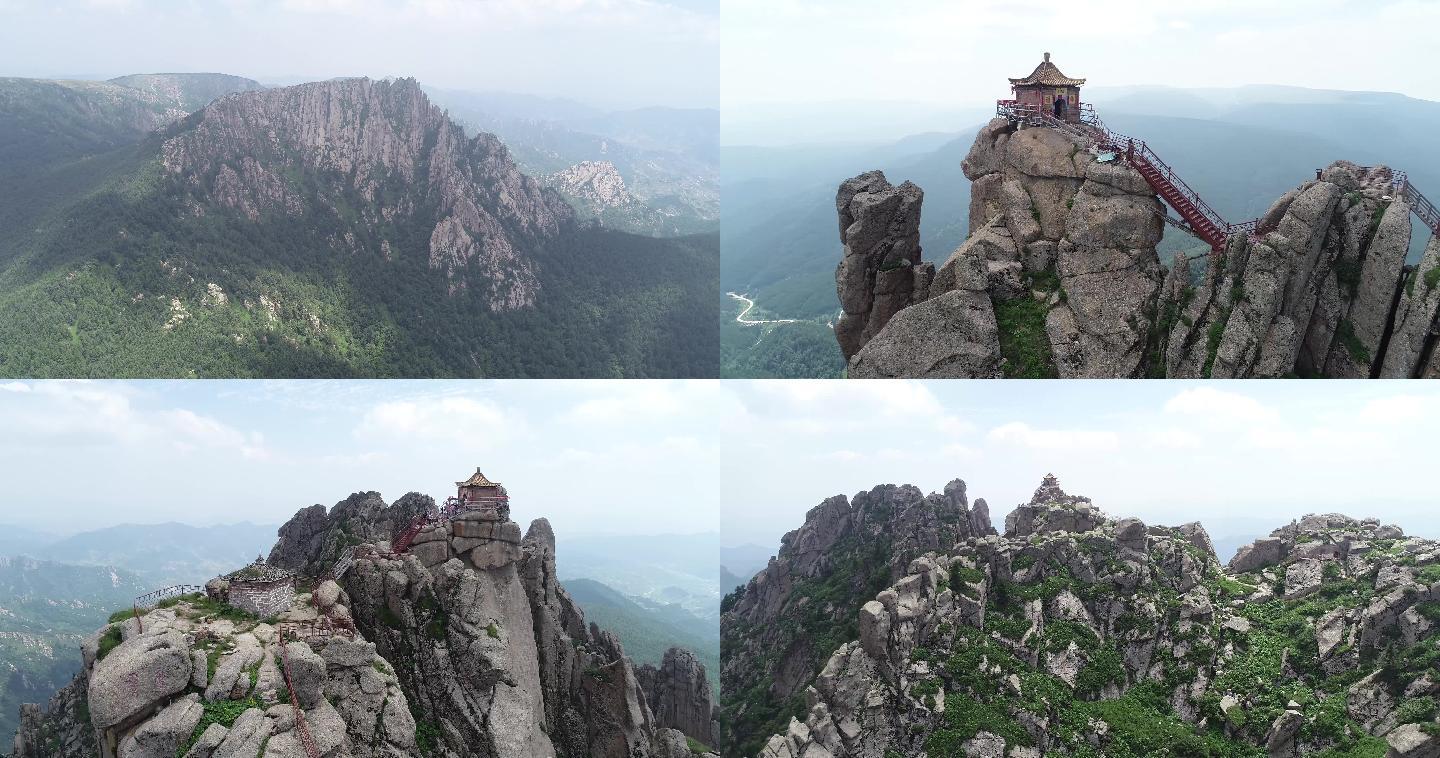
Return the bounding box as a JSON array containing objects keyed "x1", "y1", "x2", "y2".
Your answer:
[{"x1": 835, "y1": 53, "x2": 1440, "y2": 379}]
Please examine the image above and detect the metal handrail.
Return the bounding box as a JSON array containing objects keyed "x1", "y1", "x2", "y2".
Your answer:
[
  {"x1": 275, "y1": 627, "x2": 321, "y2": 758},
  {"x1": 135, "y1": 585, "x2": 204, "y2": 608},
  {"x1": 995, "y1": 100, "x2": 1262, "y2": 249}
]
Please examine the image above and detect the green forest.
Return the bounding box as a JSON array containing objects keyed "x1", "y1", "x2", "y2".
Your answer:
[{"x1": 0, "y1": 135, "x2": 717, "y2": 379}]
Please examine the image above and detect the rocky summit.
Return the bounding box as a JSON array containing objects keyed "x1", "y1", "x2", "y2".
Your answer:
[
  {"x1": 836, "y1": 117, "x2": 1440, "y2": 378},
  {"x1": 720, "y1": 480, "x2": 994, "y2": 756},
  {"x1": 733, "y1": 474, "x2": 1440, "y2": 758},
  {"x1": 160, "y1": 77, "x2": 574, "y2": 310},
  {"x1": 9, "y1": 491, "x2": 716, "y2": 758}
]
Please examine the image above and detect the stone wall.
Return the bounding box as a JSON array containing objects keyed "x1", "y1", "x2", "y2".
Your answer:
[
  {"x1": 407, "y1": 509, "x2": 524, "y2": 572},
  {"x1": 228, "y1": 581, "x2": 293, "y2": 618}
]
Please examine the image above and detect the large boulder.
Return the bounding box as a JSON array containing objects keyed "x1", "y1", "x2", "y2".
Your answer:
[
  {"x1": 283, "y1": 642, "x2": 327, "y2": 709},
  {"x1": 848, "y1": 290, "x2": 1003, "y2": 378},
  {"x1": 209, "y1": 707, "x2": 270, "y2": 758},
  {"x1": 88, "y1": 630, "x2": 194, "y2": 729},
  {"x1": 117, "y1": 694, "x2": 204, "y2": 758},
  {"x1": 1228, "y1": 538, "x2": 1286, "y2": 574},
  {"x1": 1387, "y1": 723, "x2": 1440, "y2": 758}
]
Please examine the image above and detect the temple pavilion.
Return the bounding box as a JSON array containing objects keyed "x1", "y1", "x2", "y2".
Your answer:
[
  {"x1": 1008, "y1": 52, "x2": 1086, "y2": 123},
  {"x1": 453, "y1": 468, "x2": 510, "y2": 519}
]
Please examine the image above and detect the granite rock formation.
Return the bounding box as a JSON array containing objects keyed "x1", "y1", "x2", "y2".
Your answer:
[
  {"x1": 268, "y1": 492, "x2": 434, "y2": 579},
  {"x1": 160, "y1": 77, "x2": 574, "y2": 310},
  {"x1": 10, "y1": 579, "x2": 413, "y2": 758},
  {"x1": 834, "y1": 172, "x2": 931, "y2": 364},
  {"x1": 838, "y1": 118, "x2": 1440, "y2": 378},
  {"x1": 743, "y1": 475, "x2": 1440, "y2": 757},
  {"x1": 637, "y1": 647, "x2": 718, "y2": 748},
  {"x1": 10, "y1": 491, "x2": 715, "y2": 758},
  {"x1": 720, "y1": 479, "x2": 996, "y2": 756},
  {"x1": 338, "y1": 505, "x2": 710, "y2": 758}
]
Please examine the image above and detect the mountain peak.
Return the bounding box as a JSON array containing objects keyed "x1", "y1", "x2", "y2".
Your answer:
[
  {"x1": 837, "y1": 109, "x2": 1440, "y2": 379},
  {"x1": 159, "y1": 76, "x2": 575, "y2": 310}
]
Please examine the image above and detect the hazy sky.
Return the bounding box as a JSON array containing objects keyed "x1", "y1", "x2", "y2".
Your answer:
[
  {"x1": 0, "y1": 0, "x2": 718, "y2": 108},
  {"x1": 723, "y1": 0, "x2": 1440, "y2": 108},
  {"x1": 0, "y1": 380, "x2": 721, "y2": 538},
  {"x1": 720, "y1": 381, "x2": 1440, "y2": 551}
]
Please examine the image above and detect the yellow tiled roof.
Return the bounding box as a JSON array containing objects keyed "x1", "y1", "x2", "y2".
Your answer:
[
  {"x1": 1010, "y1": 53, "x2": 1085, "y2": 87},
  {"x1": 456, "y1": 467, "x2": 501, "y2": 488}
]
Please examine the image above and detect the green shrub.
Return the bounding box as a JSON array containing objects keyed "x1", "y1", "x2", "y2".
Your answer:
[
  {"x1": 994, "y1": 295, "x2": 1058, "y2": 379},
  {"x1": 924, "y1": 693, "x2": 1032, "y2": 753},
  {"x1": 181, "y1": 697, "x2": 262, "y2": 755},
  {"x1": 379, "y1": 605, "x2": 403, "y2": 629},
  {"x1": 1395, "y1": 696, "x2": 1437, "y2": 725},
  {"x1": 1334, "y1": 319, "x2": 1371, "y2": 366},
  {"x1": 107, "y1": 608, "x2": 137, "y2": 624},
  {"x1": 415, "y1": 719, "x2": 440, "y2": 757},
  {"x1": 95, "y1": 625, "x2": 123, "y2": 661}
]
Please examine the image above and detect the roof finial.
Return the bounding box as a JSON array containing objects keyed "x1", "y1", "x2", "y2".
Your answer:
[{"x1": 1043, "y1": 52, "x2": 1051, "y2": 63}]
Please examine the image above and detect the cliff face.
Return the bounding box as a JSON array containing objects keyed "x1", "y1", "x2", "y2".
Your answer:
[
  {"x1": 160, "y1": 77, "x2": 575, "y2": 310},
  {"x1": 267, "y1": 492, "x2": 435, "y2": 579},
  {"x1": 335, "y1": 504, "x2": 708, "y2": 758},
  {"x1": 1160, "y1": 162, "x2": 1435, "y2": 379},
  {"x1": 720, "y1": 481, "x2": 995, "y2": 756},
  {"x1": 9, "y1": 673, "x2": 94, "y2": 758},
  {"x1": 636, "y1": 647, "x2": 719, "y2": 748},
  {"x1": 750, "y1": 476, "x2": 1440, "y2": 758},
  {"x1": 837, "y1": 117, "x2": 1440, "y2": 378}
]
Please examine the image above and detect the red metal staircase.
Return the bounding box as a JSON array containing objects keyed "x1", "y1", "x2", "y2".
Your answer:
[
  {"x1": 390, "y1": 512, "x2": 433, "y2": 554},
  {"x1": 274, "y1": 627, "x2": 321, "y2": 758},
  {"x1": 995, "y1": 101, "x2": 1439, "y2": 252}
]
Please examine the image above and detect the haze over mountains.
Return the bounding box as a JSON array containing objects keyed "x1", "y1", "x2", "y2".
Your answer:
[
  {"x1": 721, "y1": 85, "x2": 1440, "y2": 378},
  {"x1": 0, "y1": 72, "x2": 717, "y2": 378}
]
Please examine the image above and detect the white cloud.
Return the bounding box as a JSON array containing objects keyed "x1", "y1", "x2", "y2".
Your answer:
[
  {"x1": 986, "y1": 422, "x2": 1119, "y2": 451},
  {"x1": 940, "y1": 443, "x2": 980, "y2": 459},
  {"x1": 1151, "y1": 428, "x2": 1203, "y2": 449},
  {"x1": 1164, "y1": 386, "x2": 1279, "y2": 424},
  {"x1": 1358, "y1": 394, "x2": 1440, "y2": 425},
  {"x1": 0, "y1": 381, "x2": 269, "y2": 459},
  {"x1": 356, "y1": 396, "x2": 518, "y2": 444}
]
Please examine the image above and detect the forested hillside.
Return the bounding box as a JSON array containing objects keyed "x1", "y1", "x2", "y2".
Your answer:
[{"x1": 0, "y1": 75, "x2": 717, "y2": 378}]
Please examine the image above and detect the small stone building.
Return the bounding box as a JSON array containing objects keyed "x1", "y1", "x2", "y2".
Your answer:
[
  {"x1": 1009, "y1": 52, "x2": 1085, "y2": 123},
  {"x1": 455, "y1": 468, "x2": 510, "y2": 520},
  {"x1": 211, "y1": 555, "x2": 295, "y2": 618}
]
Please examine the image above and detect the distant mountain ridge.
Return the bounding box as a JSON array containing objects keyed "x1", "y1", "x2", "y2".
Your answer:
[
  {"x1": 429, "y1": 87, "x2": 719, "y2": 237},
  {"x1": 0, "y1": 556, "x2": 151, "y2": 744},
  {"x1": 32, "y1": 521, "x2": 278, "y2": 586},
  {"x1": 0, "y1": 74, "x2": 718, "y2": 378}
]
